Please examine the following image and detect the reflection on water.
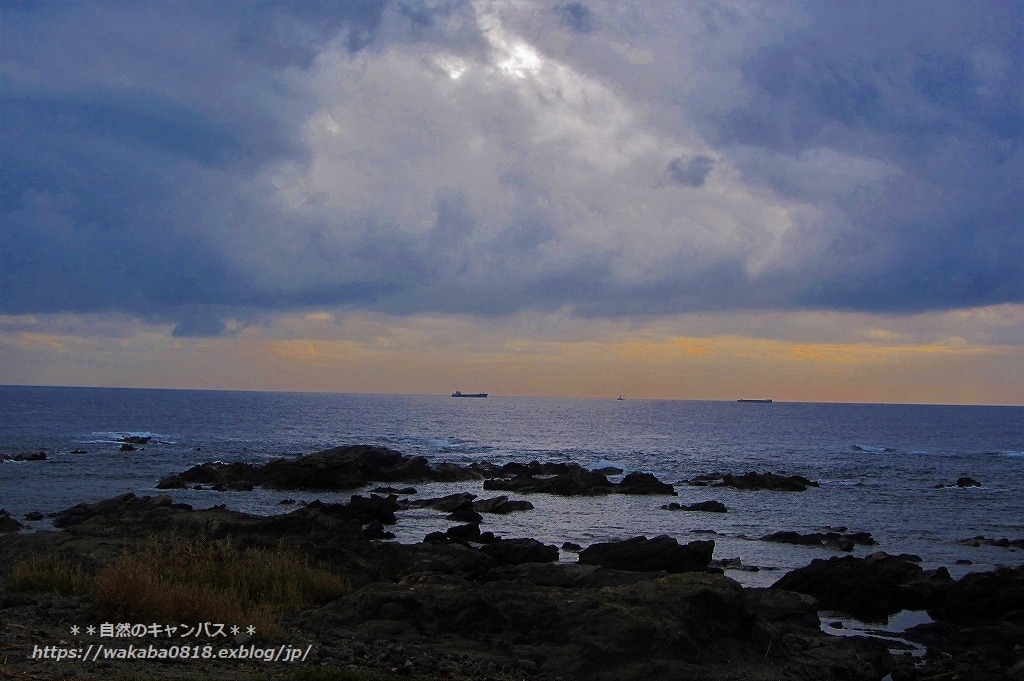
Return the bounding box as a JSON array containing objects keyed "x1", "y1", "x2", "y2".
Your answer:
[{"x1": 819, "y1": 609, "x2": 932, "y2": 657}]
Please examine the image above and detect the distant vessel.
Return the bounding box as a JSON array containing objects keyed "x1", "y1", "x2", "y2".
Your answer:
[
  {"x1": 617, "y1": 395, "x2": 624, "y2": 400},
  {"x1": 737, "y1": 398, "x2": 773, "y2": 403},
  {"x1": 452, "y1": 390, "x2": 487, "y2": 398}
]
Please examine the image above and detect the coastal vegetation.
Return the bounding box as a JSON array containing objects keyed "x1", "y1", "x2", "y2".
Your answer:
[{"x1": 10, "y1": 536, "x2": 352, "y2": 636}]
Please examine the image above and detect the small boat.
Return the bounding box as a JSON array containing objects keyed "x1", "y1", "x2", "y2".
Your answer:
[
  {"x1": 452, "y1": 390, "x2": 487, "y2": 398},
  {"x1": 617, "y1": 395, "x2": 624, "y2": 400},
  {"x1": 737, "y1": 398, "x2": 773, "y2": 403}
]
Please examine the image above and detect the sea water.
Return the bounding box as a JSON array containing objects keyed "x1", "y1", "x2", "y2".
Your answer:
[{"x1": 1, "y1": 385, "x2": 1022, "y2": 587}]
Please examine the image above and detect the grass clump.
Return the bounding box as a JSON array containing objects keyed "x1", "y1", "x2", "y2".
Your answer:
[
  {"x1": 11, "y1": 536, "x2": 352, "y2": 637},
  {"x1": 9, "y1": 553, "x2": 93, "y2": 596}
]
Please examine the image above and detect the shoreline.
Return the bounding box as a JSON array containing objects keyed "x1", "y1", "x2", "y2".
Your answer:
[{"x1": 2, "y1": 445, "x2": 1022, "y2": 680}]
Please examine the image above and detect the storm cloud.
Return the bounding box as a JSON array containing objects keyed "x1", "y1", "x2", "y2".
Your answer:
[{"x1": 1, "y1": 0, "x2": 1021, "y2": 335}]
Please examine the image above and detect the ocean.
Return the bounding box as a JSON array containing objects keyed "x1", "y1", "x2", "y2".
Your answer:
[{"x1": 1, "y1": 385, "x2": 1022, "y2": 587}]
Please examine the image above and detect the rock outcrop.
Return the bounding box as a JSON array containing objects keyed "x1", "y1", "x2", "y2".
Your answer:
[
  {"x1": 578, "y1": 535, "x2": 716, "y2": 573},
  {"x1": 687, "y1": 471, "x2": 819, "y2": 491}
]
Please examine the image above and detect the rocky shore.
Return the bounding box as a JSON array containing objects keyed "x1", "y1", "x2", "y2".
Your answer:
[{"x1": 2, "y1": 445, "x2": 1022, "y2": 681}]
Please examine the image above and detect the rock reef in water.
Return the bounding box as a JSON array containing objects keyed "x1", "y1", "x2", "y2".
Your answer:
[
  {"x1": 662, "y1": 500, "x2": 728, "y2": 512},
  {"x1": 156, "y1": 444, "x2": 482, "y2": 491},
  {"x1": 760, "y1": 529, "x2": 876, "y2": 552},
  {"x1": 158, "y1": 448, "x2": 679, "y2": 497},
  {"x1": 686, "y1": 471, "x2": 819, "y2": 491}
]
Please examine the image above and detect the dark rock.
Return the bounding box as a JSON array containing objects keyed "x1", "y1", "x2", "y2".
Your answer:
[
  {"x1": 363, "y1": 521, "x2": 396, "y2": 540},
  {"x1": 480, "y1": 537, "x2": 559, "y2": 565},
  {"x1": 664, "y1": 500, "x2": 728, "y2": 512},
  {"x1": 745, "y1": 588, "x2": 820, "y2": 628},
  {"x1": 956, "y1": 476, "x2": 981, "y2": 487},
  {"x1": 579, "y1": 535, "x2": 716, "y2": 573},
  {"x1": 687, "y1": 471, "x2": 819, "y2": 491},
  {"x1": 446, "y1": 508, "x2": 483, "y2": 523},
  {"x1": 484, "y1": 466, "x2": 614, "y2": 496},
  {"x1": 23, "y1": 511, "x2": 44, "y2": 521},
  {"x1": 561, "y1": 541, "x2": 582, "y2": 552},
  {"x1": 0, "y1": 510, "x2": 23, "y2": 533},
  {"x1": 471, "y1": 495, "x2": 534, "y2": 514},
  {"x1": 770, "y1": 552, "x2": 952, "y2": 619},
  {"x1": 444, "y1": 523, "x2": 482, "y2": 542},
  {"x1": 592, "y1": 466, "x2": 624, "y2": 475},
  {"x1": 929, "y1": 565, "x2": 1024, "y2": 623},
  {"x1": 8, "y1": 451, "x2": 47, "y2": 462},
  {"x1": 50, "y1": 493, "x2": 181, "y2": 529},
  {"x1": 957, "y1": 535, "x2": 1024, "y2": 549},
  {"x1": 616, "y1": 471, "x2": 677, "y2": 495},
  {"x1": 278, "y1": 499, "x2": 296, "y2": 505},
  {"x1": 157, "y1": 445, "x2": 481, "y2": 492},
  {"x1": 760, "y1": 530, "x2": 875, "y2": 552},
  {"x1": 402, "y1": 492, "x2": 477, "y2": 512},
  {"x1": 120, "y1": 435, "x2": 152, "y2": 445},
  {"x1": 119, "y1": 443, "x2": 136, "y2": 452}
]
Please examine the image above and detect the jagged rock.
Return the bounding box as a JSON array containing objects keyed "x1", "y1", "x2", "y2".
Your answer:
[
  {"x1": 687, "y1": 471, "x2": 819, "y2": 491},
  {"x1": 23, "y1": 511, "x2": 44, "y2": 521},
  {"x1": 50, "y1": 493, "x2": 186, "y2": 529},
  {"x1": 484, "y1": 466, "x2": 615, "y2": 496},
  {"x1": 929, "y1": 565, "x2": 1024, "y2": 623},
  {"x1": 157, "y1": 445, "x2": 482, "y2": 491},
  {"x1": 471, "y1": 495, "x2": 534, "y2": 514},
  {"x1": 770, "y1": 552, "x2": 953, "y2": 619},
  {"x1": 480, "y1": 537, "x2": 559, "y2": 565},
  {"x1": 760, "y1": 530, "x2": 875, "y2": 552},
  {"x1": 579, "y1": 535, "x2": 716, "y2": 573}
]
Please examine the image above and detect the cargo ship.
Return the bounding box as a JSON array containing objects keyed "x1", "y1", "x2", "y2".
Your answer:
[{"x1": 452, "y1": 390, "x2": 487, "y2": 398}]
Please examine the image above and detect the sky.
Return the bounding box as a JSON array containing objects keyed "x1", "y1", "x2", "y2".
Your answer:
[{"x1": 1, "y1": 0, "x2": 1022, "y2": 404}]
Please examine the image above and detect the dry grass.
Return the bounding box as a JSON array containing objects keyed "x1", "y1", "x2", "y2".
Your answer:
[
  {"x1": 9, "y1": 553, "x2": 94, "y2": 596},
  {"x1": 10, "y1": 537, "x2": 352, "y2": 637}
]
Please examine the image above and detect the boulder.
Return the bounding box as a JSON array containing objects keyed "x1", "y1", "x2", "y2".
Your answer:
[
  {"x1": 770, "y1": 552, "x2": 952, "y2": 619},
  {"x1": 579, "y1": 535, "x2": 716, "y2": 573},
  {"x1": 929, "y1": 565, "x2": 1024, "y2": 623},
  {"x1": 480, "y1": 537, "x2": 559, "y2": 565},
  {"x1": 0, "y1": 510, "x2": 23, "y2": 533},
  {"x1": 616, "y1": 471, "x2": 677, "y2": 495}
]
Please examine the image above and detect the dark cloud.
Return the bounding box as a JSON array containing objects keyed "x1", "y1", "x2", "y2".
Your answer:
[
  {"x1": 556, "y1": 3, "x2": 595, "y2": 34},
  {"x1": 666, "y1": 155, "x2": 715, "y2": 188},
  {"x1": 0, "y1": 0, "x2": 1020, "y2": 324}
]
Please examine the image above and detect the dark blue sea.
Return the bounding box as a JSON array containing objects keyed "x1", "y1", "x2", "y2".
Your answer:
[{"x1": 1, "y1": 385, "x2": 1022, "y2": 587}]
